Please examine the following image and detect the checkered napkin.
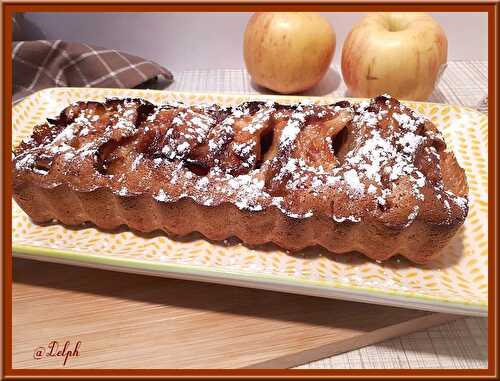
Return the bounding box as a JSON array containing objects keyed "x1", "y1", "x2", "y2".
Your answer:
[{"x1": 12, "y1": 40, "x2": 174, "y2": 102}]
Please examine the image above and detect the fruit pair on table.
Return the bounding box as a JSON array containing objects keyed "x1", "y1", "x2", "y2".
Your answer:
[{"x1": 244, "y1": 12, "x2": 447, "y2": 101}]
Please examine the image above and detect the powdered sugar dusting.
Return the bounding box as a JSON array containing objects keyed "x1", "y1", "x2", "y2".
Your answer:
[
  {"x1": 343, "y1": 169, "x2": 365, "y2": 196},
  {"x1": 13, "y1": 96, "x2": 468, "y2": 229}
]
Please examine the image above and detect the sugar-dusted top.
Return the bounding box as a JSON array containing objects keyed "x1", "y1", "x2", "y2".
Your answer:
[{"x1": 13, "y1": 95, "x2": 468, "y2": 228}]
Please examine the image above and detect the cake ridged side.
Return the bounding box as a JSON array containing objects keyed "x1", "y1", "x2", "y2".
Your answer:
[{"x1": 13, "y1": 181, "x2": 462, "y2": 264}]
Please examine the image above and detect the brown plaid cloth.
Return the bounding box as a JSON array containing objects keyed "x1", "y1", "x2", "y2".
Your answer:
[{"x1": 12, "y1": 40, "x2": 174, "y2": 102}]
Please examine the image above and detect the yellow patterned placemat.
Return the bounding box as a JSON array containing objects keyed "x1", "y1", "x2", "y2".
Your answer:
[{"x1": 12, "y1": 88, "x2": 488, "y2": 315}]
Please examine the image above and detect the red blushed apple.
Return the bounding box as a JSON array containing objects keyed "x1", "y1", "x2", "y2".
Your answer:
[
  {"x1": 243, "y1": 13, "x2": 336, "y2": 94},
  {"x1": 341, "y1": 13, "x2": 448, "y2": 101}
]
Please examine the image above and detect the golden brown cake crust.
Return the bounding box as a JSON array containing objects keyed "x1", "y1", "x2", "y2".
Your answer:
[{"x1": 12, "y1": 95, "x2": 469, "y2": 263}]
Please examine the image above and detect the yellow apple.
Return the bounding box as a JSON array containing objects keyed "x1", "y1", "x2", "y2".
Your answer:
[
  {"x1": 341, "y1": 12, "x2": 448, "y2": 101},
  {"x1": 243, "y1": 12, "x2": 336, "y2": 94}
]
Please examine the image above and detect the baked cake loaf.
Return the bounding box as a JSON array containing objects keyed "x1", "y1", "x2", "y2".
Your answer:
[{"x1": 12, "y1": 95, "x2": 468, "y2": 263}]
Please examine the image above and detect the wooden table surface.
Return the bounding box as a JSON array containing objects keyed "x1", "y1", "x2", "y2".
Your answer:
[{"x1": 13, "y1": 257, "x2": 459, "y2": 369}]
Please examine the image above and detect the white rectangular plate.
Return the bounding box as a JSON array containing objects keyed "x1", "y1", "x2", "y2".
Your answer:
[{"x1": 12, "y1": 88, "x2": 488, "y2": 316}]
